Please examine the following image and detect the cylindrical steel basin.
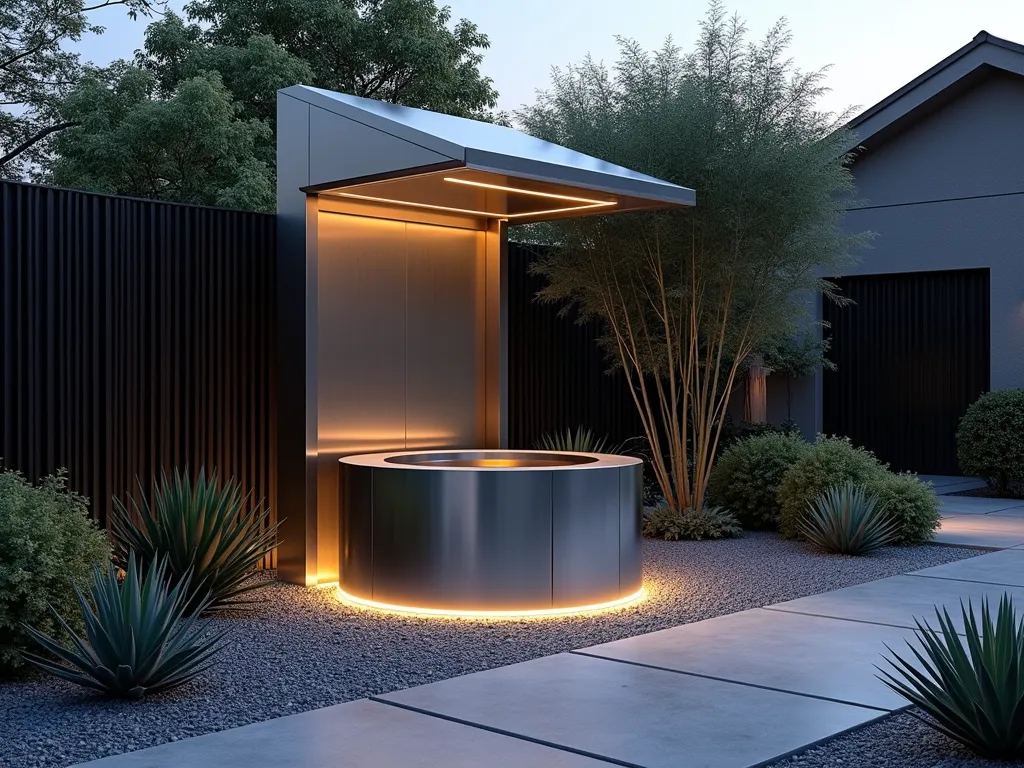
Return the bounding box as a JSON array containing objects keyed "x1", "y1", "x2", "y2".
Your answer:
[{"x1": 338, "y1": 450, "x2": 642, "y2": 614}]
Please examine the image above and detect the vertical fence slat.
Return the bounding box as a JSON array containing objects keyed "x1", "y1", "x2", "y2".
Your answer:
[{"x1": 0, "y1": 180, "x2": 277, "y2": 537}]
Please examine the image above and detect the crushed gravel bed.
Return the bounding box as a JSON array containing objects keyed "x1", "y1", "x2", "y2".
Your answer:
[
  {"x1": 0, "y1": 534, "x2": 980, "y2": 768},
  {"x1": 769, "y1": 710, "x2": 1023, "y2": 767}
]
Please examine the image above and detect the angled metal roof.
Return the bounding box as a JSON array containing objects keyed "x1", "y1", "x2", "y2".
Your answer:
[{"x1": 280, "y1": 85, "x2": 695, "y2": 208}]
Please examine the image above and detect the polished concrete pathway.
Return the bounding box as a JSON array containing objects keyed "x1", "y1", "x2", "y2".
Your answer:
[
  {"x1": 77, "y1": 542, "x2": 1024, "y2": 768},
  {"x1": 932, "y1": 486, "x2": 1024, "y2": 549}
]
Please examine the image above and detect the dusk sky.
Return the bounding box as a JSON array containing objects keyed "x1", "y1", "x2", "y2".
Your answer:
[{"x1": 72, "y1": 0, "x2": 1023, "y2": 119}]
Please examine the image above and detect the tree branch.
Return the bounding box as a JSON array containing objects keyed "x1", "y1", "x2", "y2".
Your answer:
[{"x1": 0, "y1": 121, "x2": 80, "y2": 167}]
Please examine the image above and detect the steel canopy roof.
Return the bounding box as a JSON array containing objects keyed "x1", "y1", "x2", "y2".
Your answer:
[{"x1": 281, "y1": 85, "x2": 695, "y2": 219}]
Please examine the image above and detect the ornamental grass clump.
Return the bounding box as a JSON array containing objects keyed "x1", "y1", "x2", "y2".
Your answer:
[
  {"x1": 22, "y1": 552, "x2": 227, "y2": 699},
  {"x1": 535, "y1": 426, "x2": 615, "y2": 453},
  {"x1": 0, "y1": 468, "x2": 109, "y2": 675},
  {"x1": 800, "y1": 483, "x2": 898, "y2": 555},
  {"x1": 642, "y1": 505, "x2": 741, "y2": 541},
  {"x1": 879, "y1": 594, "x2": 1024, "y2": 760},
  {"x1": 110, "y1": 467, "x2": 279, "y2": 616}
]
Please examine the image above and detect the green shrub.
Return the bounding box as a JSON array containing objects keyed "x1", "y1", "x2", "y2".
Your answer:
[
  {"x1": 707, "y1": 433, "x2": 810, "y2": 529},
  {"x1": 800, "y1": 483, "x2": 898, "y2": 555},
  {"x1": 642, "y1": 505, "x2": 741, "y2": 541},
  {"x1": 110, "y1": 467, "x2": 279, "y2": 615},
  {"x1": 535, "y1": 426, "x2": 615, "y2": 453},
  {"x1": 864, "y1": 472, "x2": 941, "y2": 545},
  {"x1": 23, "y1": 551, "x2": 228, "y2": 699},
  {"x1": 0, "y1": 468, "x2": 109, "y2": 675},
  {"x1": 777, "y1": 436, "x2": 887, "y2": 539},
  {"x1": 957, "y1": 389, "x2": 1024, "y2": 496},
  {"x1": 879, "y1": 594, "x2": 1024, "y2": 759}
]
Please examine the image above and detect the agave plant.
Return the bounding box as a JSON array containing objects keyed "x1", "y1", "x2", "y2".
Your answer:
[
  {"x1": 878, "y1": 594, "x2": 1024, "y2": 759},
  {"x1": 111, "y1": 467, "x2": 280, "y2": 615},
  {"x1": 535, "y1": 426, "x2": 615, "y2": 453},
  {"x1": 799, "y1": 483, "x2": 897, "y2": 555},
  {"x1": 21, "y1": 552, "x2": 227, "y2": 699}
]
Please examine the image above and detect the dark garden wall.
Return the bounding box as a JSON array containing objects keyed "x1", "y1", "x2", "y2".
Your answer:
[
  {"x1": 507, "y1": 242, "x2": 644, "y2": 450},
  {"x1": 0, "y1": 180, "x2": 277, "y2": 554}
]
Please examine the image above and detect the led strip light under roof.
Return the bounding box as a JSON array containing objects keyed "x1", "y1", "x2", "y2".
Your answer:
[
  {"x1": 329, "y1": 177, "x2": 616, "y2": 220},
  {"x1": 336, "y1": 585, "x2": 646, "y2": 619}
]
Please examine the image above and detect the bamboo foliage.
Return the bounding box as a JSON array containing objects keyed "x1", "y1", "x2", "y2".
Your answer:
[{"x1": 520, "y1": 2, "x2": 868, "y2": 512}]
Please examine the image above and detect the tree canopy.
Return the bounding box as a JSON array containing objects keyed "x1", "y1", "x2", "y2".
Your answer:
[
  {"x1": 519, "y1": 2, "x2": 866, "y2": 511},
  {"x1": 50, "y1": 65, "x2": 274, "y2": 209},
  {"x1": 32, "y1": 0, "x2": 497, "y2": 208},
  {"x1": 0, "y1": 0, "x2": 155, "y2": 175}
]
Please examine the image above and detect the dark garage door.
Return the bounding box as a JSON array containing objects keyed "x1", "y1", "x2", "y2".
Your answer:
[{"x1": 823, "y1": 269, "x2": 990, "y2": 475}]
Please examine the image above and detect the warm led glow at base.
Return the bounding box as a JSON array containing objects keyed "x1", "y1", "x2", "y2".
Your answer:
[{"x1": 335, "y1": 586, "x2": 647, "y2": 619}]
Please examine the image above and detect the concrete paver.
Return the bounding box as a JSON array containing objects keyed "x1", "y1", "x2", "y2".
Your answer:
[
  {"x1": 939, "y1": 497, "x2": 1024, "y2": 515},
  {"x1": 765, "y1": 574, "x2": 1024, "y2": 631},
  {"x1": 74, "y1": 699, "x2": 609, "y2": 768},
  {"x1": 378, "y1": 652, "x2": 883, "y2": 768},
  {"x1": 578, "y1": 607, "x2": 913, "y2": 710},
  {"x1": 909, "y1": 548, "x2": 1024, "y2": 588},
  {"x1": 935, "y1": 515, "x2": 1024, "y2": 549}
]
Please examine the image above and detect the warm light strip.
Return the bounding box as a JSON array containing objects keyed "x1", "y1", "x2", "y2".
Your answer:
[
  {"x1": 442, "y1": 176, "x2": 616, "y2": 205},
  {"x1": 329, "y1": 191, "x2": 616, "y2": 220},
  {"x1": 336, "y1": 586, "x2": 646, "y2": 619}
]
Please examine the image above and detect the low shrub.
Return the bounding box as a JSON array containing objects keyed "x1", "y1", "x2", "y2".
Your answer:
[
  {"x1": 957, "y1": 389, "x2": 1024, "y2": 496},
  {"x1": 864, "y1": 472, "x2": 941, "y2": 545},
  {"x1": 800, "y1": 483, "x2": 898, "y2": 555},
  {"x1": 23, "y1": 551, "x2": 228, "y2": 699},
  {"x1": 0, "y1": 468, "x2": 109, "y2": 675},
  {"x1": 642, "y1": 505, "x2": 741, "y2": 541},
  {"x1": 717, "y1": 415, "x2": 800, "y2": 452},
  {"x1": 777, "y1": 436, "x2": 888, "y2": 539},
  {"x1": 879, "y1": 594, "x2": 1024, "y2": 759},
  {"x1": 110, "y1": 467, "x2": 279, "y2": 615},
  {"x1": 707, "y1": 432, "x2": 810, "y2": 529}
]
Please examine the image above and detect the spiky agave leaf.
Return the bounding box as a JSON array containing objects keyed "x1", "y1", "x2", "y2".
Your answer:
[
  {"x1": 878, "y1": 594, "x2": 1024, "y2": 759},
  {"x1": 535, "y1": 426, "x2": 614, "y2": 453},
  {"x1": 799, "y1": 483, "x2": 897, "y2": 555},
  {"x1": 110, "y1": 467, "x2": 280, "y2": 615},
  {"x1": 21, "y1": 552, "x2": 227, "y2": 699}
]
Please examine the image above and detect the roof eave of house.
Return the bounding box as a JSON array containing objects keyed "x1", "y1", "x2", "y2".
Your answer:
[{"x1": 842, "y1": 31, "x2": 1024, "y2": 157}]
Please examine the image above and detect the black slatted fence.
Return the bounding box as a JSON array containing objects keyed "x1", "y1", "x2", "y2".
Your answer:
[
  {"x1": 508, "y1": 242, "x2": 644, "y2": 450},
  {"x1": 0, "y1": 180, "x2": 277, "y2": 553}
]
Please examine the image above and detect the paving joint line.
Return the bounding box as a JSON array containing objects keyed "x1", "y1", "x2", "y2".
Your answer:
[
  {"x1": 761, "y1": 606, "x2": 923, "y2": 632},
  {"x1": 369, "y1": 697, "x2": 642, "y2": 768},
  {"x1": 568, "y1": 651, "x2": 893, "y2": 713},
  {"x1": 906, "y1": 572, "x2": 1024, "y2": 589}
]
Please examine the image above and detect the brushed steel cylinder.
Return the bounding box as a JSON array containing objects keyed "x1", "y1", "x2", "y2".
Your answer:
[{"x1": 339, "y1": 450, "x2": 642, "y2": 612}]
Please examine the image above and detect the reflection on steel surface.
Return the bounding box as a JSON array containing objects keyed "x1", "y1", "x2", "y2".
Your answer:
[{"x1": 339, "y1": 450, "x2": 643, "y2": 616}]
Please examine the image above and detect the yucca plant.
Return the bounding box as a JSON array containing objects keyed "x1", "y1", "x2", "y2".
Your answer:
[
  {"x1": 799, "y1": 483, "x2": 898, "y2": 555},
  {"x1": 878, "y1": 595, "x2": 1024, "y2": 759},
  {"x1": 21, "y1": 552, "x2": 227, "y2": 699},
  {"x1": 110, "y1": 467, "x2": 280, "y2": 615},
  {"x1": 536, "y1": 426, "x2": 615, "y2": 453}
]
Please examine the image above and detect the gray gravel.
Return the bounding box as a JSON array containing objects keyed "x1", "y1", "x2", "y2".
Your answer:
[
  {"x1": 0, "y1": 534, "x2": 980, "y2": 768},
  {"x1": 770, "y1": 710, "x2": 1023, "y2": 767}
]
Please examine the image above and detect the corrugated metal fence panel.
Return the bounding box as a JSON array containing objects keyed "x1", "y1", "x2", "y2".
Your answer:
[
  {"x1": 823, "y1": 268, "x2": 990, "y2": 475},
  {"x1": 508, "y1": 242, "x2": 645, "y2": 449},
  {"x1": 0, "y1": 180, "x2": 277, "y2": 562}
]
